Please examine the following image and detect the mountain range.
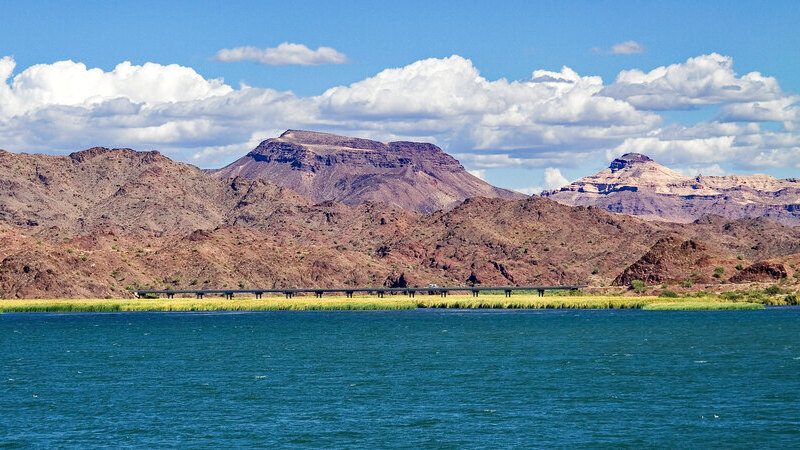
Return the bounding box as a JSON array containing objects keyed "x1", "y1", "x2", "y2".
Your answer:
[
  {"x1": 1, "y1": 130, "x2": 798, "y2": 298},
  {"x1": 542, "y1": 153, "x2": 800, "y2": 225}
]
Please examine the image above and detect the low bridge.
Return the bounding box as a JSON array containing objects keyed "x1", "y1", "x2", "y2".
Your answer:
[{"x1": 133, "y1": 285, "x2": 587, "y2": 300}]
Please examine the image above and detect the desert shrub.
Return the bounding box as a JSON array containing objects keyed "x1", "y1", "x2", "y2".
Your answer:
[
  {"x1": 764, "y1": 285, "x2": 782, "y2": 296},
  {"x1": 720, "y1": 291, "x2": 744, "y2": 301},
  {"x1": 713, "y1": 266, "x2": 725, "y2": 278},
  {"x1": 659, "y1": 290, "x2": 679, "y2": 298},
  {"x1": 681, "y1": 277, "x2": 694, "y2": 288},
  {"x1": 736, "y1": 264, "x2": 744, "y2": 271},
  {"x1": 785, "y1": 294, "x2": 798, "y2": 305},
  {"x1": 630, "y1": 280, "x2": 646, "y2": 294}
]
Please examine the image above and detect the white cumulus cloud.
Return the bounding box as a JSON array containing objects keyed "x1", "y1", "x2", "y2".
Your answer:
[
  {"x1": 604, "y1": 53, "x2": 783, "y2": 110},
  {"x1": 544, "y1": 167, "x2": 569, "y2": 189},
  {"x1": 0, "y1": 57, "x2": 231, "y2": 118},
  {"x1": 717, "y1": 97, "x2": 800, "y2": 127},
  {"x1": 214, "y1": 42, "x2": 348, "y2": 66},
  {"x1": 608, "y1": 136, "x2": 739, "y2": 164},
  {"x1": 0, "y1": 53, "x2": 797, "y2": 175}
]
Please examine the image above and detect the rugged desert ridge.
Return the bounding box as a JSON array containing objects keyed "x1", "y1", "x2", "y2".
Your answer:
[
  {"x1": 542, "y1": 153, "x2": 800, "y2": 225},
  {"x1": 1, "y1": 132, "x2": 799, "y2": 298}
]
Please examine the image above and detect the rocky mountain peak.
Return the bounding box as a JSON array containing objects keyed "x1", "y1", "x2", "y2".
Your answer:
[
  {"x1": 213, "y1": 130, "x2": 525, "y2": 213},
  {"x1": 542, "y1": 153, "x2": 800, "y2": 225},
  {"x1": 609, "y1": 153, "x2": 654, "y2": 171}
]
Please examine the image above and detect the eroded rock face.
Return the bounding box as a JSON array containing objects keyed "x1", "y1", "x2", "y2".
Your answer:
[
  {"x1": 729, "y1": 262, "x2": 788, "y2": 283},
  {"x1": 212, "y1": 130, "x2": 526, "y2": 213},
  {"x1": 612, "y1": 237, "x2": 718, "y2": 286},
  {"x1": 542, "y1": 153, "x2": 800, "y2": 225}
]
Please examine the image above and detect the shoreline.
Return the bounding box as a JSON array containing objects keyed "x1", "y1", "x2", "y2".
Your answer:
[{"x1": 0, "y1": 295, "x2": 764, "y2": 313}]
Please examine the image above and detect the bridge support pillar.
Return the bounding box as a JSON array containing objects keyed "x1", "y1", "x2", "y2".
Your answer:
[
  {"x1": 538, "y1": 289, "x2": 545, "y2": 297},
  {"x1": 472, "y1": 290, "x2": 479, "y2": 297},
  {"x1": 284, "y1": 292, "x2": 293, "y2": 299},
  {"x1": 346, "y1": 291, "x2": 354, "y2": 298},
  {"x1": 377, "y1": 291, "x2": 384, "y2": 298},
  {"x1": 225, "y1": 292, "x2": 234, "y2": 300},
  {"x1": 167, "y1": 293, "x2": 174, "y2": 299},
  {"x1": 505, "y1": 290, "x2": 512, "y2": 298},
  {"x1": 196, "y1": 293, "x2": 204, "y2": 299},
  {"x1": 315, "y1": 291, "x2": 323, "y2": 298},
  {"x1": 255, "y1": 292, "x2": 262, "y2": 299}
]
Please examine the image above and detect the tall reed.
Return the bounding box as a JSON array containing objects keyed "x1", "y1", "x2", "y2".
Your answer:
[{"x1": 0, "y1": 294, "x2": 763, "y2": 312}]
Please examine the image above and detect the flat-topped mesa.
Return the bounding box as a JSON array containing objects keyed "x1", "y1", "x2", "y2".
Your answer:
[
  {"x1": 277, "y1": 129, "x2": 388, "y2": 151},
  {"x1": 213, "y1": 129, "x2": 525, "y2": 213},
  {"x1": 246, "y1": 130, "x2": 463, "y2": 173},
  {"x1": 542, "y1": 152, "x2": 800, "y2": 225}
]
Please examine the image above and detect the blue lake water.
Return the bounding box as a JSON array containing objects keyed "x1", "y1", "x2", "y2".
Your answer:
[{"x1": 2, "y1": 308, "x2": 799, "y2": 447}]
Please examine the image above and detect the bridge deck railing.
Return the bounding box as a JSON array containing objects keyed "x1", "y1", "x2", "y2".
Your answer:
[{"x1": 133, "y1": 285, "x2": 587, "y2": 299}]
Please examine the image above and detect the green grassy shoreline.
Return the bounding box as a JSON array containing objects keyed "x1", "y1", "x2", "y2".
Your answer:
[{"x1": 0, "y1": 295, "x2": 764, "y2": 313}]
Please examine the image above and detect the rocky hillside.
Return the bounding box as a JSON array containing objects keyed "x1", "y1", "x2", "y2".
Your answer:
[
  {"x1": 542, "y1": 153, "x2": 800, "y2": 225},
  {"x1": 0, "y1": 147, "x2": 317, "y2": 237},
  {"x1": 211, "y1": 130, "x2": 526, "y2": 213},
  {"x1": 2, "y1": 146, "x2": 800, "y2": 298}
]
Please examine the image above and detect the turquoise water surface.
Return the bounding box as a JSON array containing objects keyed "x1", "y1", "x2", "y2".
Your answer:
[{"x1": 2, "y1": 308, "x2": 799, "y2": 447}]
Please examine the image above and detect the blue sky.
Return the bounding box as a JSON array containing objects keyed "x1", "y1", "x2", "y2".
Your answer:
[{"x1": 1, "y1": 0, "x2": 799, "y2": 192}]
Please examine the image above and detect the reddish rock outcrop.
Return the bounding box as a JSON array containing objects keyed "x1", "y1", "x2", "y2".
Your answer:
[
  {"x1": 729, "y1": 262, "x2": 788, "y2": 283},
  {"x1": 612, "y1": 237, "x2": 717, "y2": 286}
]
